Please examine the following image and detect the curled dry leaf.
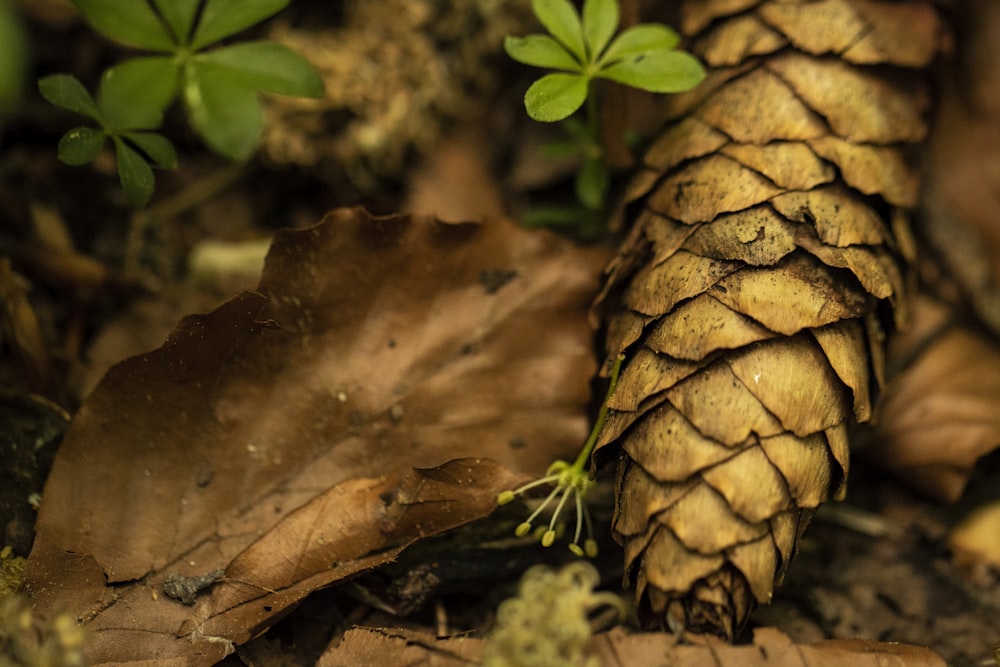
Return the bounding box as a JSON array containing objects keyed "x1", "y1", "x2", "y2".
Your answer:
[
  {"x1": 869, "y1": 295, "x2": 1000, "y2": 503},
  {"x1": 320, "y1": 625, "x2": 946, "y2": 667},
  {"x1": 593, "y1": 0, "x2": 945, "y2": 637},
  {"x1": 23, "y1": 208, "x2": 609, "y2": 664},
  {"x1": 920, "y1": 0, "x2": 1000, "y2": 335}
]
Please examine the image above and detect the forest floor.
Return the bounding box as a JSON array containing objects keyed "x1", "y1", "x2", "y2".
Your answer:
[{"x1": 1, "y1": 1, "x2": 1000, "y2": 666}]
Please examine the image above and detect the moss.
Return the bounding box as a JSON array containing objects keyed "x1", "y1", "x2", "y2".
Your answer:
[
  {"x1": 0, "y1": 546, "x2": 25, "y2": 599},
  {"x1": 482, "y1": 561, "x2": 624, "y2": 667},
  {"x1": 0, "y1": 595, "x2": 89, "y2": 667}
]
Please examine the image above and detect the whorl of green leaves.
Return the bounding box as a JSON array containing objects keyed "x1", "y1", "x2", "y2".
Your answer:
[
  {"x1": 505, "y1": 0, "x2": 704, "y2": 122},
  {"x1": 39, "y1": 0, "x2": 323, "y2": 207}
]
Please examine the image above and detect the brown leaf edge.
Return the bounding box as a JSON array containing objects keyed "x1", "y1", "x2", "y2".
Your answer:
[
  {"x1": 320, "y1": 625, "x2": 947, "y2": 667},
  {"x1": 26, "y1": 458, "x2": 527, "y2": 665},
  {"x1": 22, "y1": 207, "x2": 609, "y2": 664}
]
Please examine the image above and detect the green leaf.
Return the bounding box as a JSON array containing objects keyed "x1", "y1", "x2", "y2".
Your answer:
[
  {"x1": 599, "y1": 24, "x2": 680, "y2": 65},
  {"x1": 192, "y1": 42, "x2": 323, "y2": 96},
  {"x1": 524, "y1": 73, "x2": 589, "y2": 122},
  {"x1": 582, "y1": 0, "x2": 618, "y2": 60},
  {"x1": 152, "y1": 0, "x2": 201, "y2": 45},
  {"x1": 575, "y1": 157, "x2": 608, "y2": 210},
  {"x1": 183, "y1": 62, "x2": 262, "y2": 160},
  {"x1": 38, "y1": 74, "x2": 103, "y2": 122},
  {"x1": 97, "y1": 56, "x2": 179, "y2": 129},
  {"x1": 597, "y1": 50, "x2": 705, "y2": 93},
  {"x1": 532, "y1": 0, "x2": 586, "y2": 63},
  {"x1": 504, "y1": 34, "x2": 581, "y2": 71},
  {"x1": 190, "y1": 0, "x2": 290, "y2": 50},
  {"x1": 122, "y1": 131, "x2": 177, "y2": 169},
  {"x1": 71, "y1": 0, "x2": 175, "y2": 51},
  {"x1": 57, "y1": 126, "x2": 107, "y2": 165},
  {"x1": 112, "y1": 136, "x2": 155, "y2": 207}
]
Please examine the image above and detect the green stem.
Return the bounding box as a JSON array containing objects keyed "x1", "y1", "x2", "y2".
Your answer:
[
  {"x1": 585, "y1": 82, "x2": 600, "y2": 159},
  {"x1": 570, "y1": 354, "x2": 625, "y2": 472}
]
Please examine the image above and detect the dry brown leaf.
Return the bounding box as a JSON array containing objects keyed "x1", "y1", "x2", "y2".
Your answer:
[
  {"x1": 23, "y1": 208, "x2": 609, "y2": 664},
  {"x1": 178, "y1": 459, "x2": 523, "y2": 648},
  {"x1": 403, "y1": 127, "x2": 506, "y2": 223},
  {"x1": 595, "y1": 626, "x2": 948, "y2": 666},
  {"x1": 921, "y1": 0, "x2": 1000, "y2": 335},
  {"x1": 320, "y1": 625, "x2": 947, "y2": 667},
  {"x1": 593, "y1": 0, "x2": 943, "y2": 637},
  {"x1": 0, "y1": 259, "x2": 55, "y2": 397},
  {"x1": 870, "y1": 296, "x2": 1000, "y2": 503},
  {"x1": 949, "y1": 501, "x2": 1000, "y2": 580}
]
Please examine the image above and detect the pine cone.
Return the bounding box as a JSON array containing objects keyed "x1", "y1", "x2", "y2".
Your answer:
[{"x1": 593, "y1": 0, "x2": 946, "y2": 637}]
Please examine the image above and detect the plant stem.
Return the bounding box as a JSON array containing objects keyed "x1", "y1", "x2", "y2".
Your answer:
[
  {"x1": 570, "y1": 354, "x2": 624, "y2": 472},
  {"x1": 585, "y1": 83, "x2": 600, "y2": 159}
]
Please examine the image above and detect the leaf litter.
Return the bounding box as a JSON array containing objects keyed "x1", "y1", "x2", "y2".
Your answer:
[
  {"x1": 23, "y1": 207, "x2": 610, "y2": 664},
  {"x1": 11, "y1": 2, "x2": 1000, "y2": 665}
]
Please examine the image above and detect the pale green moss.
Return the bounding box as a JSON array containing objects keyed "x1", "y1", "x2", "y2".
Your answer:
[
  {"x1": 482, "y1": 561, "x2": 624, "y2": 667},
  {"x1": 0, "y1": 546, "x2": 25, "y2": 600},
  {"x1": 0, "y1": 594, "x2": 89, "y2": 667}
]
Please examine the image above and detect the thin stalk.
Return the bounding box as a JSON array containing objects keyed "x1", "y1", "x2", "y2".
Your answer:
[{"x1": 570, "y1": 354, "x2": 624, "y2": 471}]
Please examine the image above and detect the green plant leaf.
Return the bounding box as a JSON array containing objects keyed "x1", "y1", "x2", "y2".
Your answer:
[
  {"x1": 597, "y1": 50, "x2": 705, "y2": 93},
  {"x1": 599, "y1": 24, "x2": 680, "y2": 65},
  {"x1": 193, "y1": 42, "x2": 323, "y2": 96},
  {"x1": 112, "y1": 136, "x2": 155, "y2": 207},
  {"x1": 532, "y1": 0, "x2": 585, "y2": 63},
  {"x1": 97, "y1": 56, "x2": 180, "y2": 130},
  {"x1": 152, "y1": 0, "x2": 201, "y2": 45},
  {"x1": 184, "y1": 62, "x2": 262, "y2": 160},
  {"x1": 190, "y1": 0, "x2": 290, "y2": 51},
  {"x1": 575, "y1": 157, "x2": 608, "y2": 210},
  {"x1": 582, "y1": 0, "x2": 618, "y2": 61},
  {"x1": 71, "y1": 0, "x2": 175, "y2": 51},
  {"x1": 122, "y1": 131, "x2": 177, "y2": 169},
  {"x1": 57, "y1": 126, "x2": 107, "y2": 165},
  {"x1": 524, "y1": 72, "x2": 588, "y2": 122},
  {"x1": 504, "y1": 34, "x2": 581, "y2": 71},
  {"x1": 38, "y1": 74, "x2": 103, "y2": 122}
]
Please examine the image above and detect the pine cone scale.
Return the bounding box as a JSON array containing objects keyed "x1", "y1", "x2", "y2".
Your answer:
[{"x1": 596, "y1": 0, "x2": 945, "y2": 636}]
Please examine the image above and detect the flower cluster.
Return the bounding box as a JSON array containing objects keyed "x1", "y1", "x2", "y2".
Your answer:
[
  {"x1": 482, "y1": 561, "x2": 625, "y2": 667},
  {"x1": 497, "y1": 355, "x2": 623, "y2": 556}
]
